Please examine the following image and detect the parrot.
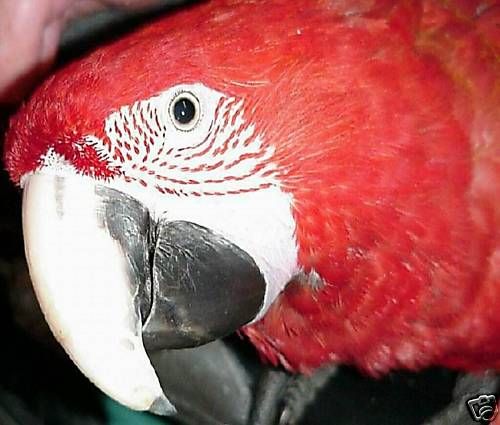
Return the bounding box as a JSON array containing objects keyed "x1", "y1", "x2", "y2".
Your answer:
[{"x1": 2, "y1": 0, "x2": 500, "y2": 420}]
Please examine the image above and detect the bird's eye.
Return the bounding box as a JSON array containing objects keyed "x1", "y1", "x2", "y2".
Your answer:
[{"x1": 169, "y1": 91, "x2": 200, "y2": 131}]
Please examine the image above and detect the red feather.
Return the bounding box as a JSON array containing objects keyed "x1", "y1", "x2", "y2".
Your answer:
[{"x1": 243, "y1": 0, "x2": 500, "y2": 375}]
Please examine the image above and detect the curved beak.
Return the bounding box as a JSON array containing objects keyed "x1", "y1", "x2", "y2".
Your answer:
[{"x1": 22, "y1": 173, "x2": 265, "y2": 414}]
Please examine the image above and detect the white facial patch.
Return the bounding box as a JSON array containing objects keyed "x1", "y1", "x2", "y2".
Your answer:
[
  {"x1": 38, "y1": 83, "x2": 300, "y2": 317},
  {"x1": 96, "y1": 83, "x2": 276, "y2": 196}
]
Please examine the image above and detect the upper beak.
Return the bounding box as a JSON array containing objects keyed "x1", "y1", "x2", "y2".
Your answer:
[{"x1": 22, "y1": 172, "x2": 266, "y2": 414}]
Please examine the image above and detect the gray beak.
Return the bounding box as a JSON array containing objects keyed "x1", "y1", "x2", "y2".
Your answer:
[{"x1": 22, "y1": 173, "x2": 266, "y2": 414}]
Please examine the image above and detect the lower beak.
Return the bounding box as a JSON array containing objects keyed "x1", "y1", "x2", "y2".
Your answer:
[{"x1": 22, "y1": 173, "x2": 265, "y2": 414}]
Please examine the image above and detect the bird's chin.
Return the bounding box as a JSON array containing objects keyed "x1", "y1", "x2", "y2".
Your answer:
[{"x1": 21, "y1": 172, "x2": 266, "y2": 414}]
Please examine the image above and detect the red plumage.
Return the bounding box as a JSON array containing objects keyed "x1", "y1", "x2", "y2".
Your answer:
[{"x1": 4, "y1": 0, "x2": 500, "y2": 376}]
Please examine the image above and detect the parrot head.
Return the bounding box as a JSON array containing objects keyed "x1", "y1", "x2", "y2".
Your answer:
[
  {"x1": 3, "y1": 0, "x2": 315, "y2": 413},
  {"x1": 5, "y1": 0, "x2": 499, "y2": 416}
]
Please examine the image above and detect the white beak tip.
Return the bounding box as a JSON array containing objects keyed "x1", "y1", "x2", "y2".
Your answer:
[{"x1": 150, "y1": 395, "x2": 176, "y2": 416}]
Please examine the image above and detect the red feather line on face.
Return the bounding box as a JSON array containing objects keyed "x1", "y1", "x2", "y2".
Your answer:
[
  {"x1": 94, "y1": 89, "x2": 277, "y2": 196},
  {"x1": 4, "y1": 0, "x2": 500, "y2": 376}
]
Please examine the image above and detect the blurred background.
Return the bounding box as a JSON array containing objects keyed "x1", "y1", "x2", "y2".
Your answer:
[{"x1": 0, "y1": 2, "x2": 465, "y2": 424}]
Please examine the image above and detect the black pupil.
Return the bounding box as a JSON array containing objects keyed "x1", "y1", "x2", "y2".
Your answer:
[{"x1": 173, "y1": 98, "x2": 196, "y2": 125}]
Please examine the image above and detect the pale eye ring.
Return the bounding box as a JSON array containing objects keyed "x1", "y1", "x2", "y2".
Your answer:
[{"x1": 169, "y1": 91, "x2": 201, "y2": 131}]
